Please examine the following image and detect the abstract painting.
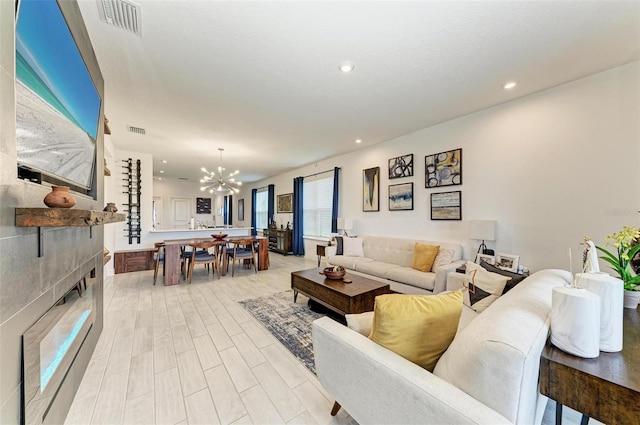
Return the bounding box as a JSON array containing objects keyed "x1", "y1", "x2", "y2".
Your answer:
[
  {"x1": 363, "y1": 167, "x2": 380, "y2": 212},
  {"x1": 430, "y1": 191, "x2": 462, "y2": 220},
  {"x1": 388, "y1": 154, "x2": 413, "y2": 179},
  {"x1": 389, "y1": 183, "x2": 413, "y2": 211},
  {"x1": 425, "y1": 148, "x2": 462, "y2": 188},
  {"x1": 277, "y1": 193, "x2": 293, "y2": 213}
]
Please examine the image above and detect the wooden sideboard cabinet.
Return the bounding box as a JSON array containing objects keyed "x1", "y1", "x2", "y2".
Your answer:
[
  {"x1": 263, "y1": 228, "x2": 293, "y2": 255},
  {"x1": 114, "y1": 249, "x2": 155, "y2": 273}
]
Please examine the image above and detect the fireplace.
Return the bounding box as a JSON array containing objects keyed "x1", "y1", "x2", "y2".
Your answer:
[{"x1": 21, "y1": 273, "x2": 97, "y2": 425}]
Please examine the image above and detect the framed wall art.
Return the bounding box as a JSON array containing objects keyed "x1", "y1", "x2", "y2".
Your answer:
[
  {"x1": 389, "y1": 182, "x2": 413, "y2": 211},
  {"x1": 196, "y1": 197, "x2": 211, "y2": 214},
  {"x1": 238, "y1": 198, "x2": 244, "y2": 221},
  {"x1": 496, "y1": 253, "x2": 520, "y2": 272},
  {"x1": 388, "y1": 154, "x2": 413, "y2": 179},
  {"x1": 277, "y1": 193, "x2": 293, "y2": 213},
  {"x1": 363, "y1": 166, "x2": 380, "y2": 212},
  {"x1": 430, "y1": 191, "x2": 462, "y2": 220},
  {"x1": 425, "y1": 148, "x2": 462, "y2": 188}
]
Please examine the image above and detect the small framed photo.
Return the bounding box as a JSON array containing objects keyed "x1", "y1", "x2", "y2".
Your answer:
[
  {"x1": 430, "y1": 191, "x2": 461, "y2": 220},
  {"x1": 496, "y1": 253, "x2": 520, "y2": 272},
  {"x1": 389, "y1": 182, "x2": 413, "y2": 211},
  {"x1": 476, "y1": 254, "x2": 496, "y2": 265},
  {"x1": 277, "y1": 193, "x2": 293, "y2": 213},
  {"x1": 388, "y1": 154, "x2": 413, "y2": 179}
]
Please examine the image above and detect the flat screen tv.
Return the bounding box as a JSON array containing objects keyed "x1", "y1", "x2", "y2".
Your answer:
[{"x1": 15, "y1": 0, "x2": 102, "y2": 191}]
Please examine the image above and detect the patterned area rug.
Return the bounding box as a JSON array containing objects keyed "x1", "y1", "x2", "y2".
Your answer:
[{"x1": 239, "y1": 290, "x2": 324, "y2": 375}]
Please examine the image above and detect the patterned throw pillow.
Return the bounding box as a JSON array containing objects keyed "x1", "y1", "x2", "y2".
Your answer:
[
  {"x1": 433, "y1": 248, "x2": 455, "y2": 268},
  {"x1": 462, "y1": 261, "x2": 510, "y2": 313}
]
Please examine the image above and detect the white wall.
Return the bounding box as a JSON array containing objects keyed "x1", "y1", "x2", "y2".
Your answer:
[{"x1": 243, "y1": 62, "x2": 640, "y2": 272}]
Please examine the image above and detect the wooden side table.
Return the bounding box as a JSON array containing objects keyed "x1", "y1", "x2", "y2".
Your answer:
[
  {"x1": 316, "y1": 244, "x2": 328, "y2": 267},
  {"x1": 539, "y1": 308, "x2": 640, "y2": 424}
]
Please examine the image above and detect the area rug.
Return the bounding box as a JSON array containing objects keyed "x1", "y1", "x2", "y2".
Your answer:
[{"x1": 239, "y1": 290, "x2": 323, "y2": 375}]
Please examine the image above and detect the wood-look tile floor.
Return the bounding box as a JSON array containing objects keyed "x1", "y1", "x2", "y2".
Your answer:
[{"x1": 66, "y1": 254, "x2": 594, "y2": 425}]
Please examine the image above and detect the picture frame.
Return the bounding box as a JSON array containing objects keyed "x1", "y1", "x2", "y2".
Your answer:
[
  {"x1": 196, "y1": 197, "x2": 211, "y2": 214},
  {"x1": 496, "y1": 253, "x2": 520, "y2": 272},
  {"x1": 388, "y1": 182, "x2": 413, "y2": 211},
  {"x1": 425, "y1": 148, "x2": 462, "y2": 188},
  {"x1": 476, "y1": 253, "x2": 496, "y2": 265},
  {"x1": 430, "y1": 191, "x2": 462, "y2": 220},
  {"x1": 238, "y1": 198, "x2": 244, "y2": 221},
  {"x1": 363, "y1": 166, "x2": 380, "y2": 212},
  {"x1": 277, "y1": 193, "x2": 293, "y2": 213},
  {"x1": 388, "y1": 154, "x2": 413, "y2": 179}
]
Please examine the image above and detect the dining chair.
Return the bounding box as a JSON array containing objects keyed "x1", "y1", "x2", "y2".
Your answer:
[
  {"x1": 187, "y1": 241, "x2": 220, "y2": 283},
  {"x1": 181, "y1": 245, "x2": 209, "y2": 280},
  {"x1": 153, "y1": 242, "x2": 165, "y2": 285},
  {"x1": 225, "y1": 238, "x2": 257, "y2": 277}
]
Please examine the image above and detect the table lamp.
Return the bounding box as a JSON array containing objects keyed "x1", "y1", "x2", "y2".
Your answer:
[
  {"x1": 337, "y1": 218, "x2": 353, "y2": 237},
  {"x1": 470, "y1": 220, "x2": 496, "y2": 261}
]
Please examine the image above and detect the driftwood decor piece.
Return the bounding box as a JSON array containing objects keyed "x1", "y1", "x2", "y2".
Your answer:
[{"x1": 15, "y1": 208, "x2": 125, "y2": 227}]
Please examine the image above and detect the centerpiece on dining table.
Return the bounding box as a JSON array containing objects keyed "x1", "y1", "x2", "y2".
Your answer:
[{"x1": 212, "y1": 232, "x2": 228, "y2": 240}]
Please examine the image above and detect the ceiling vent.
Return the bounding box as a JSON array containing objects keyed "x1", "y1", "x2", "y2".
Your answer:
[
  {"x1": 99, "y1": 0, "x2": 142, "y2": 36},
  {"x1": 178, "y1": 178, "x2": 189, "y2": 181},
  {"x1": 127, "y1": 125, "x2": 146, "y2": 135}
]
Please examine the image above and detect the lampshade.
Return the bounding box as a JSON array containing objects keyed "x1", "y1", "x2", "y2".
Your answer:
[
  {"x1": 337, "y1": 218, "x2": 353, "y2": 231},
  {"x1": 469, "y1": 220, "x2": 496, "y2": 241}
]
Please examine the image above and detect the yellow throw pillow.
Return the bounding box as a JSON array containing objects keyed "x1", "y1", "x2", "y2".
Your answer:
[
  {"x1": 368, "y1": 290, "x2": 462, "y2": 371},
  {"x1": 411, "y1": 243, "x2": 440, "y2": 272}
]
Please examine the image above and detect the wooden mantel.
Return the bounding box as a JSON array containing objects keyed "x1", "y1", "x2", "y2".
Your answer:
[{"x1": 15, "y1": 208, "x2": 125, "y2": 227}]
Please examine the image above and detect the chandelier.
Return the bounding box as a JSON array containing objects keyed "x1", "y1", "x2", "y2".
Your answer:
[{"x1": 200, "y1": 148, "x2": 242, "y2": 194}]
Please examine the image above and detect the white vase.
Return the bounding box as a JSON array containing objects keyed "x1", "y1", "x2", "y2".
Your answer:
[
  {"x1": 550, "y1": 286, "x2": 600, "y2": 358},
  {"x1": 623, "y1": 289, "x2": 640, "y2": 309},
  {"x1": 577, "y1": 272, "x2": 623, "y2": 352}
]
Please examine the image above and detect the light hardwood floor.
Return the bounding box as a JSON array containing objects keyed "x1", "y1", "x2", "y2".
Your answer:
[{"x1": 66, "y1": 253, "x2": 593, "y2": 425}]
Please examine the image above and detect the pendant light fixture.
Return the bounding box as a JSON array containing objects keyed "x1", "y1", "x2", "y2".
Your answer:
[{"x1": 200, "y1": 148, "x2": 242, "y2": 194}]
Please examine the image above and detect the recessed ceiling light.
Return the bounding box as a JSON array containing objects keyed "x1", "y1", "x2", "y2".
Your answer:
[
  {"x1": 159, "y1": 170, "x2": 164, "y2": 173},
  {"x1": 161, "y1": 160, "x2": 167, "y2": 163},
  {"x1": 503, "y1": 81, "x2": 517, "y2": 90},
  {"x1": 158, "y1": 177, "x2": 162, "y2": 180},
  {"x1": 355, "y1": 139, "x2": 362, "y2": 144},
  {"x1": 339, "y1": 62, "x2": 355, "y2": 73}
]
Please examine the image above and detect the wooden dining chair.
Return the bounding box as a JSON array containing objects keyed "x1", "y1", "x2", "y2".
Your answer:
[
  {"x1": 187, "y1": 241, "x2": 220, "y2": 283},
  {"x1": 153, "y1": 242, "x2": 165, "y2": 285},
  {"x1": 225, "y1": 238, "x2": 257, "y2": 277}
]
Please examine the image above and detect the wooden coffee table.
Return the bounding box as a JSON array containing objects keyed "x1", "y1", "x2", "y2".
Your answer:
[{"x1": 291, "y1": 268, "x2": 390, "y2": 317}]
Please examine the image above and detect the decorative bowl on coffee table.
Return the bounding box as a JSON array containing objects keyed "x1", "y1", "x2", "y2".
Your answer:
[{"x1": 321, "y1": 267, "x2": 346, "y2": 280}]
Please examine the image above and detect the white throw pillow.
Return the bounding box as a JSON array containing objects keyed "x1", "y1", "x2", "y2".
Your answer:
[
  {"x1": 433, "y1": 248, "x2": 455, "y2": 268},
  {"x1": 462, "y1": 261, "x2": 510, "y2": 313},
  {"x1": 342, "y1": 237, "x2": 364, "y2": 257}
]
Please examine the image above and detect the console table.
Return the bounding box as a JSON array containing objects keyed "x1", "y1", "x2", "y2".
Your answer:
[{"x1": 539, "y1": 308, "x2": 640, "y2": 424}]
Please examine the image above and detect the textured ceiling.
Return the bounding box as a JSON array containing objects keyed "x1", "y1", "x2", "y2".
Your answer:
[{"x1": 77, "y1": 1, "x2": 640, "y2": 184}]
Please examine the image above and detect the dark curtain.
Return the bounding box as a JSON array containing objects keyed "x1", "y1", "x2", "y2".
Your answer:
[
  {"x1": 251, "y1": 188, "x2": 257, "y2": 236},
  {"x1": 331, "y1": 167, "x2": 340, "y2": 233},
  {"x1": 223, "y1": 196, "x2": 228, "y2": 225},
  {"x1": 292, "y1": 177, "x2": 305, "y2": 256},
  {"x1": 227, "y1": 194, "x2": 233, "y2": 225},
  {"x1": 267, "y1": 184, "x2": 275, "y2": 226}
]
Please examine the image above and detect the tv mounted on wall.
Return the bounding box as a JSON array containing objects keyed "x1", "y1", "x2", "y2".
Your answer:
[{"x1": 15, "y1": 0, "x2": 102, "y2": 192}]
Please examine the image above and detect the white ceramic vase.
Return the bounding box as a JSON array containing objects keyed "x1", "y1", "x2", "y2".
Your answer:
[{"x1": 623, "y1": 289, "x2": 640, "y2": 309}]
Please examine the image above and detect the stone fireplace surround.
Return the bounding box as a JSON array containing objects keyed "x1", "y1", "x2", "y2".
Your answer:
[{"x1": 0, "y1": 1, "x2": 106, "y2": 422}]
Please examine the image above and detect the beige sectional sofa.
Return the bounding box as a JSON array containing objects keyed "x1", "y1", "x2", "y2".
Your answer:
[
  {"x1": 312, "y1": 269, "x2": 572, "y2": 425},
  {"x1": 325, "y1": 235, "x2": 465, "y2": 294}
]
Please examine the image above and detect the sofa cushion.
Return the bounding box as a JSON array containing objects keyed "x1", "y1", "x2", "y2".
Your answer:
[
  {"x1": 327, "y1": 255, "x2": 374, "y2": 270},
  {"x1": 434, "y1": 269, "x2": 571, "y2": 424},
  {"x1": 369, "y1": 290, "x2": 462, "y2": 372},
  {"x1": 412, "y1": 243, "x2": 440, "y2": 272},
  {"x1": 345, "y1": 311, "x2": 374, "y2": 336},
  {"x1": 386, "y1": 267, "x2": 436, "y2": 291},
  {"x1": 355, "y1": 261, "x2": 401, "y2": 279},
  {"x1": 343, "y1": 237, "x2": 364, "y2": 257},
  {"x1": 480, "y1": 261, "x2": 528, "y2": 294},
  {"x1": 462, "y1": 261, "x2": 510, "y2": 313},
  {"x1": 433, "y1": 248, "x2": 455, "y2": 268}
]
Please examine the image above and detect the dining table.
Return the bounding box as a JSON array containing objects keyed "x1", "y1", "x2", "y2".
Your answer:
[{"x1": 162, "y1": 236, "x2": 269, "y2": 285}]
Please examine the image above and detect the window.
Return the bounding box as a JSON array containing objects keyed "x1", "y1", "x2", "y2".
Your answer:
[
  {"x1": 255, "y1": 189, "x2": 268, "y2": 230},
  {"x1": 303, "y1": 175, "x2": 334, "y2": 238}
]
